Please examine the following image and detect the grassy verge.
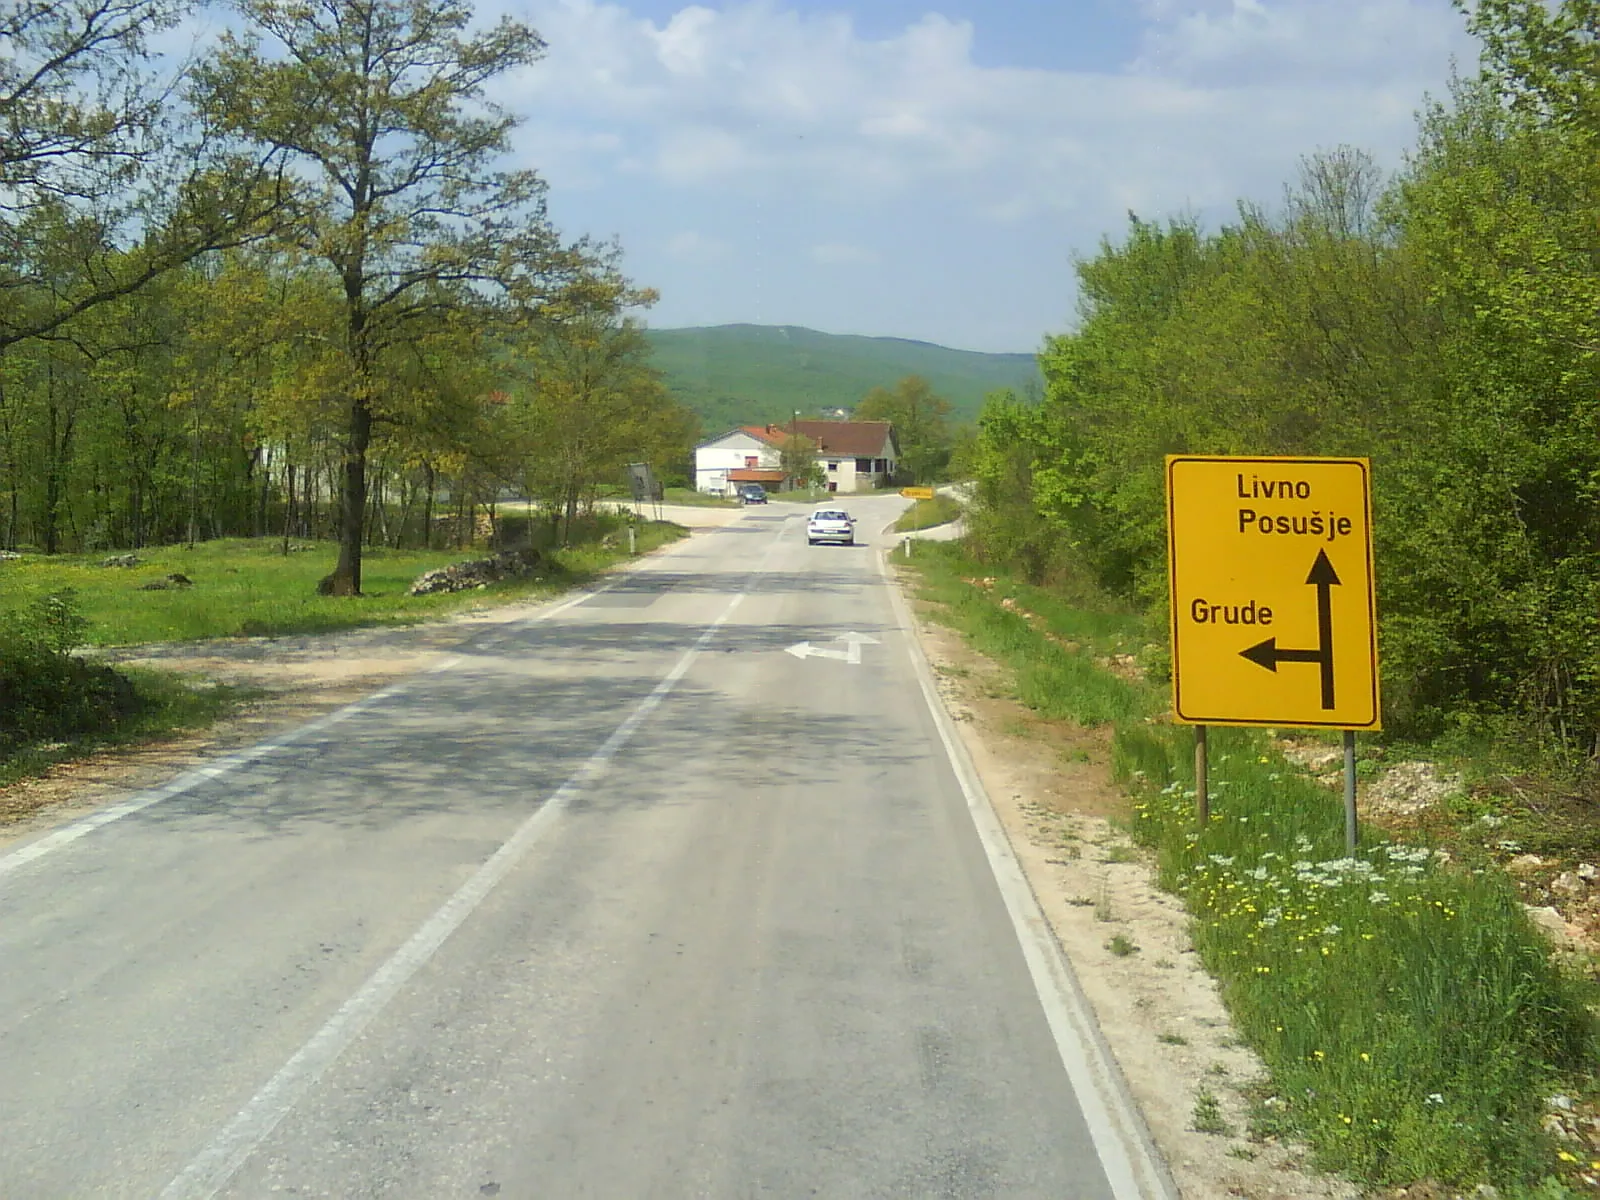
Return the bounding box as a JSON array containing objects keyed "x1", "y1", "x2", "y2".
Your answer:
[
  {"x1": 592, "y1": 486, "x2": 738, "y2": 508},
  {"x1": 894, "y1": 493, "x2": 962, "y2": 532},
  {"x1": 661, "y1": 487, "x2": 738, "y2": 507},
  {"x1": 903, "y1": 540, "x2": 1598, "y2": 1197},
  {"x1": 0, "y1": 519, "x2": 686, "y2": 647}
]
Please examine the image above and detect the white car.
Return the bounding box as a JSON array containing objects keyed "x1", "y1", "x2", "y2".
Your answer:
[{"x1": 807, "y1": 508, "x2": 856, "y2": 545}]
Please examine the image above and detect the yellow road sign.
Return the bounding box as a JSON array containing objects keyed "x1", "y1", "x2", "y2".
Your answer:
[
  {"x1": 900, "y1": 486, "x2": 935, "y2": 500},
  {"x1": 1166, "y1": 455, "x2": 1380, "y2": 729}
]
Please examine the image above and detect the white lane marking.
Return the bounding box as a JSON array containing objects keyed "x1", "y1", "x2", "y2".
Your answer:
[
  {"x1": 0, "y1": 556, "x2": 666, "y2": 885},
  {"x1": 783, "y1": 631, "x2": 879, "y2": 664},
  {"x1": 878, "y1": 549, "x2": 1180, "y2": 1200},
  {"x1": 161, "y1": 536, "x2": 784, "y2": 1200}
]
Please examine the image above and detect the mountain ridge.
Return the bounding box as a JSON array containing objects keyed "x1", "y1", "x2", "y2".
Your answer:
[{"x1": 644, "y1": 323, "x2": 1041, "y2": 434}]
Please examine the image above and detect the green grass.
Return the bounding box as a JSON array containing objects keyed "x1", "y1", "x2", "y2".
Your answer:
[
  {"x1": 661, "y1": 487, "x2": 738, "y2": 507},
  {"x1": 595, "y1": 486, "x2": 738, "y2": 508},
  {"x1": 904, "y1": 540, "x2": 1599, "y2": 1195},
  {"x1": 0, "y1": 520, "x2": 686, "y2": 647},
  {"x1": 894, "y1": 494, "x2": 962, "y2": 532},
  {"x1": 905, "y1": 542, "x2": 1149, "y2": 726},
  {"x1": 1192, "y1": 1088, "x2": 1232, "y2": 1135}
]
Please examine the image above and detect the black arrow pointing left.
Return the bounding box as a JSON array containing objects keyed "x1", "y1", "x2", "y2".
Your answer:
[{"x1": 1239, "y1": 549, "x2": 1341, "y2": 709}]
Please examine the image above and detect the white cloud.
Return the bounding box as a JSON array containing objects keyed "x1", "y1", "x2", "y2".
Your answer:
[
  {"x1": 493, "y1": 0, "x2": 1478, "y2": 349},
  {"x1": 509, "y1": 0, "x2": 1474, "y2": 223}
]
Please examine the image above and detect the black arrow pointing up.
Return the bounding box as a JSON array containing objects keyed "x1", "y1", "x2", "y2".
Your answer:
[{"x1": 1239, "y1": 549, "x2": 1341, "y2": 709}]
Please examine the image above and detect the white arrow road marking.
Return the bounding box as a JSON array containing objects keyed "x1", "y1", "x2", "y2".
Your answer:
[{"x1": 784, "y1": 632, "x2": 881, "y2": 664}]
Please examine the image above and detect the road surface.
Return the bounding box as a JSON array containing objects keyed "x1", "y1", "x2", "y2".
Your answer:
[{"x1": 0, "y1": 496, "x2": 1169, "y2": 1198}]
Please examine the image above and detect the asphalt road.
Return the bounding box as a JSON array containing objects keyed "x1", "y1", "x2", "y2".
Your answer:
[{"x1": 0, "y1": 497, "x2": 1169, "y2": 1199}]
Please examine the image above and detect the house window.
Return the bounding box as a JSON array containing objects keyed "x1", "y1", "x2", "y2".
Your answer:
[
  {"x1": 827, "y1": 460, "x2": 839, "y2": 471},
  {"x1": 874, "y1": 458, "x2": 886, "y2": 473},
  {"x1": 745, "y1": 456, "x2": 758, "y2": 468},
  {"x1": 855, "y1": 457, "x2": 871, "y2": 472}
]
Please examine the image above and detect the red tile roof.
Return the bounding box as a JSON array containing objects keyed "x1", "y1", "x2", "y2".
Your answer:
[
  {"x1": 727, "y1": 468, "x2": 786, "y2": 483},
  {"x1": 741, "y1": 421, "x2": 896, "y2": 457}
]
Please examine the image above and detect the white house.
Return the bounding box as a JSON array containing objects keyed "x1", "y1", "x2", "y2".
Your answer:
[
  {"x1": 694, "y1": 421, "x2": 900, "y2": 495},
  {"x1": 692, "y1": 427, "x2": 786, "y2": 497}
]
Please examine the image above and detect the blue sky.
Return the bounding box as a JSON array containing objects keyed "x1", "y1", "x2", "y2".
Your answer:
[{"x1": 490, "y1": 2, "x2": 1477, "y2": 351}]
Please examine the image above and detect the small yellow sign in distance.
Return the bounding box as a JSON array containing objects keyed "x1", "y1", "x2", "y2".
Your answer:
[
  {"x1": 1166, "y1": 455, "x2": 1380, "y2": 730},
  {"x1": 900, "y1": 486, "x2": 935, "y2": 500}
]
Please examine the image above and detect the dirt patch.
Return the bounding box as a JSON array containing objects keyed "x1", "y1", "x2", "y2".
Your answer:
[{"x1": 908, "y1": 597, "x2": 1358, "y2": 1200}]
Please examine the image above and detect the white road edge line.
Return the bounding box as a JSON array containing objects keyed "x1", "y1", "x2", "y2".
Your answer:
[
  {"x1": 878, "y1": 546, "x2": 1180, "y2": 1200},
  {"x1": 0, "y1": 539, "x2": 690, "y2": 885},
  {"x1": 159, "y1": 533, "x2": 783, "y2": 1200}
]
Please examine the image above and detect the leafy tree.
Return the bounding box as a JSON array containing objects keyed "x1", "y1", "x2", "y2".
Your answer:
[
  {"x1": 779, "y1": 432, "x2": 823, "y2": 489},
  {"x1": 192, "y1": 0, "x2": 584, "y2": 593},
  {"x1": 510, "y1": 302, "x2": 695, "y2": 542},
  {"x1": 0, "y1": 0, "x2": 290, "y2": 350},
  {"x1": 855, "y1": 374, "x2": 953, "y2": 483}
]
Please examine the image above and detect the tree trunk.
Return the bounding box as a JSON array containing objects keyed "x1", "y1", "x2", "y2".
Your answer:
[
  {"x1": 392, "y1": 471, "x2": 411, "y2": 548},
  {"x1": 327, "y1": 257, "x2": 376, "y2": 589},
  {"x1": 562, "y1": 480, "x2": 579, "y2": 547},
  {"x1": 0, "y1": 355, "x2": 15, "y2": 551},
  {"x1": 372, "y1": 465, "x2": 390, "y2": 547},
  {"x1": 253, "y1": 445, "x2": 268, "y2": 538},
  {"x1": 281, "y1": 461, "x2": 296, "y2": 555},
  {"x1": 42, "y1": 362, "x2": 64, "y2": 555},
  {"x1": 327, "y1": 391, "x2": 371, "y2": 594},
  {"x1": 422, "y1": 461, "x2": 434, "y2": 550},
  {"x1": 186, "y1": 398, "x2": 200, "y2": 549}
]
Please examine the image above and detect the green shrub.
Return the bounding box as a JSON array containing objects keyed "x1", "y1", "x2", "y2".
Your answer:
[{"x1": 0, "y1": 591, "x2": 141, "y2": 753}]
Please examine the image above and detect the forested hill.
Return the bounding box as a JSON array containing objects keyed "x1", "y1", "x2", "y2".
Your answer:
[{"x1": 644, "y1": 324, "x2": 1040, "y2": 434}]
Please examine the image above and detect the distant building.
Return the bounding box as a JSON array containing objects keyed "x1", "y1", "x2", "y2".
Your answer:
[{"x1": 694, "y1": 420, "x2": 899, "y2": 495}]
